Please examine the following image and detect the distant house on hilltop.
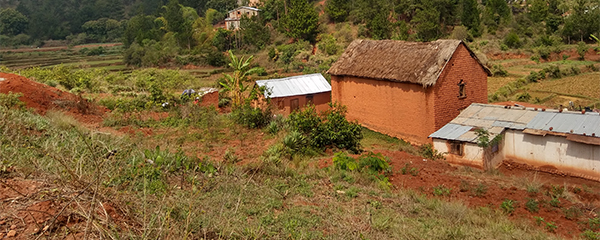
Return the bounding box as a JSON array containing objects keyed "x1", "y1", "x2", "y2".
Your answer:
[
  {"x1": 255, "y1": 73, "x2": 331, "y2": 115},
  {"x1": 328, "y1": 39, "x2": 491, "y2": 144},
  {"x1": 430, "y1": 103, "x2": 600, "y2": 181},
  {"x1": 225, "y1": 6, "x2": 260, "y2": 30}
]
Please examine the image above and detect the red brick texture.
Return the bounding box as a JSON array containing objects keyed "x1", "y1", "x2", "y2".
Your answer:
[
  {"x1": 199, "y1": 91, "x2": 219, "y2": 109},
  {"x1": 271, "y1": 91, "x2": 331, "y2": 115},
  {"x1": 331, "y1": 43, "x2": 488, "y2": 144}
]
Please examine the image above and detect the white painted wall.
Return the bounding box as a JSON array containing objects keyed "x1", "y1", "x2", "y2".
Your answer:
[
  {"x1": 504, "y1": 130, "x2": 600, "y2": 178},
  {"x1": 433, "y1": 139, "x2": 485, "y2": 168}
]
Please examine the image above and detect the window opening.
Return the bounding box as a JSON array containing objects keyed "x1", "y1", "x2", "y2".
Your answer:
[
  {"x1": 305, "y1": 95, "x2": 314, "y2": 105},
  {"x1": 449, "y1": 141, "x2": 464, "y2": 156},
  {"x1": 458, "y1": 79, "x2": 466, "y2": 99}
]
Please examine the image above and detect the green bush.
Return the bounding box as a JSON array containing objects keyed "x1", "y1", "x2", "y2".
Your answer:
[
  {"x1": 232, "y1": 104, "x2": 273, "y2": 129},
  {"x1": 500, "y1": 199, "x2": 516, "y2": 214},
  {"x1": 504, "y1": 32, "x2": 521, "y2": 49},
  {"x1": 419, "y1": 144, "x2": 444, "y2": 160},
  {"x1": 491, "y1": 64, "x2": 509, "y2": 77},
  {"x1": 288, "y1": 103, "x2": 363, "y2": 153},
  {"x1": 577, "y1": 41, "x2": 588, "y2": 60},
  {"x1": 537, "y1": 47, "x2": 551, "y2": 60},
  {"x1": 357, "y1": 152, "x2": 391, "y2": 174},
  {"x1": 525, "y1": 198, "x2": 539, "y2": 213},
  {"x1": 0, "y1": 92, "x2": 24, "y2": 109},
  {"x1": 433, "y1": 185, "x2": 452, "y2": 196},
  {"x1": 333, "y1": 151, "x2": 359, "y2": 171}
]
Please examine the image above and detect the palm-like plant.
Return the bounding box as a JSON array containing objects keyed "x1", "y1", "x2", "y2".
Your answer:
[{"x1": 220, "y1": 50, "x2": 261, "y2": 108}]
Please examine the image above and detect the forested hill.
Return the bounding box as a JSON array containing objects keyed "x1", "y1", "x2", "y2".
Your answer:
[{"x1": 0, "y1": 0, "x2": 239, "y2": 44}]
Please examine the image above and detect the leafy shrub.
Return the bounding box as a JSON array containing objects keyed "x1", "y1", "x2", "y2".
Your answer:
[
  {"x1": 491, "y1": 64, "x2": 509, "y2": 77},
  {"x1": 582, "y1": 230, "x2": 600, "y2": 240},
  {"x1": 474, "y1": 183, "x2": 488, "y2": 197},
  {"x1": 545, "y1": 222, "x2": 557, "y2": 233},
  {"x1": 564, "y1": 206, "x2": 582, "y2": 220},
  {"x1": 0, "y1": 92, "x2": 24, "y2": 109},
  {"x1": 516, "y1": 92, "x2": 532, "y2": 102},
  {"x1": 585, "y1": 218, "x2": 600, "y2": 231},
  {"x1": 531, "y1": 54, "x2": 541, "y2": 63},
  {"x1": 419, "y1": 144, "x2": 444, "y2": 160},
  {"x1": 504, "y1": 32, "x2": 521, "y2": 49},
  {"x1": 549, "y1": 197, "x2": 561, "y2": 208},
  {"x1": 537, "y1": 46, "x2": 550, "y2": 60},
  {"x1": 577, "y1": 41, "x2": 588, "y2": 60},
  {"x1": 232, "y1": 104, "x2": 273, "y2": 129},
  {"x1": 318, "y1": 34, "x2": 340, "y2": 56},
  {"x1": 288, "y1": 103, "x2": 363, "y2": 153},
  {"x1": 525, "y1": 198, "x2": 539, "y2": 213},
  {"x1": 433, "y1": 185, "x2": 452, "y2": 196},
  {"x1": 333, "y1": 152, "x2": 358, "y2": 171},
  {"x1": 500, "y1": 199, "x2": 516, "y2": 214},
  {"x1": 357, "y1": 152, "x2": 391, "y2": 174},
  {"x1": 526, "y1": 71, "x2": 540, "y2": 83}
]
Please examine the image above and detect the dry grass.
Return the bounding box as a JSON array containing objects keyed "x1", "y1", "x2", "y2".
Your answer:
[
  {"x1": 527, "y1": 72, "x2": 600, "y2": 100},
  {"x1": 488, "y1": 76, "x2": 519, "y2": 95}
]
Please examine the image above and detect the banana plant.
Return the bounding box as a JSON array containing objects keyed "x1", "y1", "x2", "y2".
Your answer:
[{"x1": 220, "y1": 50, "x2": 261, "y2": 108}]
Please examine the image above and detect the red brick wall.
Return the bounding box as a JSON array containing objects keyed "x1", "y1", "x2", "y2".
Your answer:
[
  {"x1": 272, "y1": 91, "x2": 331, "y2": 115},
  {"x1": 432, "y1": 43, "x2": 488, "y2": 130},
  {"x1": 200, "y1": 91, "x2": 219, "y2": 109},
  {"x1": 330, "y1": 43, "x2": 488, "y2": 144},
  {"x1": 331, "y1": 75, "x2": 436, "y2": 144}
]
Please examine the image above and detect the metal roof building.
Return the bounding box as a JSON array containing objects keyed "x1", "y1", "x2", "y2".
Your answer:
[
  {"x1": 430, "y1": 103, "x2": 600, "y2": 143},
  {"x1": 255, "y1": 73, "x2": 332, "y2": 98}
]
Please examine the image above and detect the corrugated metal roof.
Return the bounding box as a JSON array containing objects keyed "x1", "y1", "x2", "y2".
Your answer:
[
  {"x1": 431, "y1": 103, "x2": 600, "y2": 143},
  {"x1": 255, "y1": 73, "x2": 331, "y2": 98}
]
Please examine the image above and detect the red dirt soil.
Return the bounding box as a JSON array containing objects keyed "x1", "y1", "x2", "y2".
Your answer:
[
  {"x1": 0, "y1": 72, "x2": 108, "y2": 125},
  {"x1": 321, "y1": 150, "x2": 600, "y2": 238}
]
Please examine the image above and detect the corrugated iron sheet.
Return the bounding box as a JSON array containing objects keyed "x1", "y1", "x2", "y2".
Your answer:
[
  {"x1": 430, "y1": 103, "x2": 600, "y2": 142},
  {"x1": 255, "y1": 73, "x2": 331, "y2": 98}
]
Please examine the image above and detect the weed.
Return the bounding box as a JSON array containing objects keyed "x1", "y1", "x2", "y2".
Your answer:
[
  {"x1": 549, "y1": 197, "x2": 561, "y2": 208},
  {"x1": 501, "y1": 199, "x2": 516, "y2": 215},
  {"x1": 223, "y1": 148, "x2": 240, "y2": 164},
  {"x1": 0, "y1": 92, "x2": 24, "y2": 109},
  {"x1": 369, "y1": 200, "x2": 382, "y2": 209},
  {"x1": 549, "y1": 185, "x2": 565, "y2": 198},
  {"x1": 564, "y1": 206, "x2": 583, "y2": 220},
  {"x1": 409, "y1": 167, "x2": 419, "y2": 176},
  {"x1": 545, "y1": 221, "x2": 557, "y2": 233},
  {"x1": 433, "y1": 185, "x2": 452, "y2": 197},
  {"x1": 419, "y1": 144, "x2": 444, "y2": 160},
  {"x1": 534, "y1": 216, "x2": 545, "y2": 226},
  {"x1": 584, "y1": 217, "x2": 600, "y2": 231},
  {"x1": 525, "y1": 198, "x2": 540, "y2": 213},
  {"x1": 581, "y1": 230, "x2": 600, "y2": 240},
  {"x1": 459, "y1": 180, "x2": 471, "y2": 192},
  {"x1": 346, "y1": 186, "x2": 360, "y2": 198},
  {"x1": 474, "y1": 183, "x2": 488, "y2": 197}
]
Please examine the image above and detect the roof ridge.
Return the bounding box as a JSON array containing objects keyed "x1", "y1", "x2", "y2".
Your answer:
[{"x1": 255, "y1": 73, "x2": 323, "y2": 83}]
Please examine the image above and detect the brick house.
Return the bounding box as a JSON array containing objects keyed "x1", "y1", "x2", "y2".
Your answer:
[
  {"x1": 327, "y1": 39, "x2": 491, "y2": 144},
  {"x1": 255, "y1": 73, "x2": 331, "y2": 115}
]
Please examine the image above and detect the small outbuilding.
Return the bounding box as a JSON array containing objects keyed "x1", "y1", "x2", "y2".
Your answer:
[
  {"x1": 328, "y1": 39, "x2": 491, "y2": 144},
  {"x1": 430, "y1": 103, "x2": 600, "y2": 180},
  {"x1": 255, "y1": 73, "x2": 331, "y2": 115}
]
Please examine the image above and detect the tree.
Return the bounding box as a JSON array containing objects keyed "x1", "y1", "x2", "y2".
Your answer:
[
  {"x1": 240, "y1": 15, "x2": 271, "y2": 49},
  {"x1": 412, "y1": 6, "x2": 441, "y2": 41},
  {"x1": 0, "y1": 8, "x2": 29, "y2": 36},
  {"x1": 325, "y1": 0, "x2": 349, "y2": 22},
  {"x1": 528, "y1": 0, "x2": 548, "y2": 22},
  {"x1": 220, "y1": 51, "x2": 261, "y2": 108},
  {"x1": 461, "y1": 0, "x2": 481, "y2": 37},
  {"x1": 281, "y1": 0, "x2": 319, "y2": 42}
]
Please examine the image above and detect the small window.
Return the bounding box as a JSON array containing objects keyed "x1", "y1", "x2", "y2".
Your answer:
[
  {"x1": 305, "y1": 95, "x2": 314, "y2": 105},
  {"x1": 449, "y1": 141, "x2": 464, "y2": 156},
  {"x1": 290, "y1": 98, "x2": 299, "y2": 112},
  {"x1": 457, "y1": 79, "x2": 466, "y2": 99},
  {"x1": 277, "y1": 99, "x2": 284, "y2": 109}
]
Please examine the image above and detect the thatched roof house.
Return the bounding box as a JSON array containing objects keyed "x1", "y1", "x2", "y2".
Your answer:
[{"x1": 328, "y1": 39, "x2": 490, "y2": 144}]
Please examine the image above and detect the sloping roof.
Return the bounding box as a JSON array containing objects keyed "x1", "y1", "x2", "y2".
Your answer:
[
  {"x1": 228, "y1": 6, "x2": 260, "y2": 13},
  {"x1": 327, "y1": 39, "x2": 491, "y2": 87},
  {"x1": 255, "y1": 73, "x2": 331, "y2": 98},
  {"x1": 430, "y1": 103, "x2": 600, "y2": 143}
]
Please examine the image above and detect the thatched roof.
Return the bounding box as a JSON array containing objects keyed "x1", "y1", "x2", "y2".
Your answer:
[{"x1": 327, "y1": 39, "x2": 491, "y2": 87}]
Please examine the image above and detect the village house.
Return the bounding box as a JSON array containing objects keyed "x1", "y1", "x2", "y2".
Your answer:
[
  {"x1": 225, "y1": 6, "x2": 260, "y2": 30},
  {"x1": 429, "y1": 103, "x2": 600, "y2": 180},
  {"x1": 197, "y1": 87, "x2": 219, "y2": 109},
  {"x1": 255, "y1": 73, "x2": 331, "y2": 115},
  {"x1": 327, "y1": 39, "x2": 491, "y2": 144}
]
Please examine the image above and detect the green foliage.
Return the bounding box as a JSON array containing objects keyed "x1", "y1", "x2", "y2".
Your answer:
[
  {"x1": 0, "y1": 8, "x2": 29, "y2": 36},
  {"x1": 500, "y1": 199, "x2": 516, "y2": 214},
  {"x1": 288, "y1": 103, "x2": 363, "y2": 153},
  {"x1": 549, "y1": 197, "x2": 561, "y2": 208},
  {"x1": 0, "y1": 92, "x2": 24, "y2": 109},
  {"x1": 474, "y1": 183, "x2": 488, "y2": 197},
  {"x1": 419, "y1": 144, "x2": 445, "y2": 160},
  {"x1": 504, "y1": 32, "x2": 522, "y2": 49},
  {"x1": 585, "y1": 218, "x2": 600, "y2": 232},
  {"x1": 491, "y1": 64, "x2": 509, "y2": 77},
  {"x1": 220, "y1": 50, "x2": 262, "y2": 108},
  {"x1": 317, "y1": 34, "x2": 340, "y2": 56},
  {"x1": 433, "y1": 185, "x2": 452, "y2": 196},
  {"x1": 474, "y1": 128, "x2": 502, "y2": 148},
  {"x1": 333, "y1": 151, "x2": 359, "y2": 171},
  {"x1": 461, "y1": 0, "x2": 481, "y2": 37},
  {"x1": 564, "y1": 206, "x2": 582, "y2": 220},
  {"x1": 232, "y1": 104, "x2": 273, "y2": 129},
  {"x1": 281, "y1": 0, "x2": 319, "y2": 42},
  {"x1": 525, "y1": 198, "x2": 539, "y2": 213},
  {"x1": 240, "y1": 15, "x2": 271, "y2": 50},
  {"x1": 577, "y1": 42, "x2": 589, "y2": 60},
  {"x1": 412, "y1": 7, "x2": 441, "y2": 41},
  {"x1": 545, "y1": 221, "x2": 557, "y2": 233},
  {"x1": 325, "y1": 0, "x2": 350, "y2": 22},
  {"x1": 582, "y1": 230, "x2": 600, "y2": 240}
]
